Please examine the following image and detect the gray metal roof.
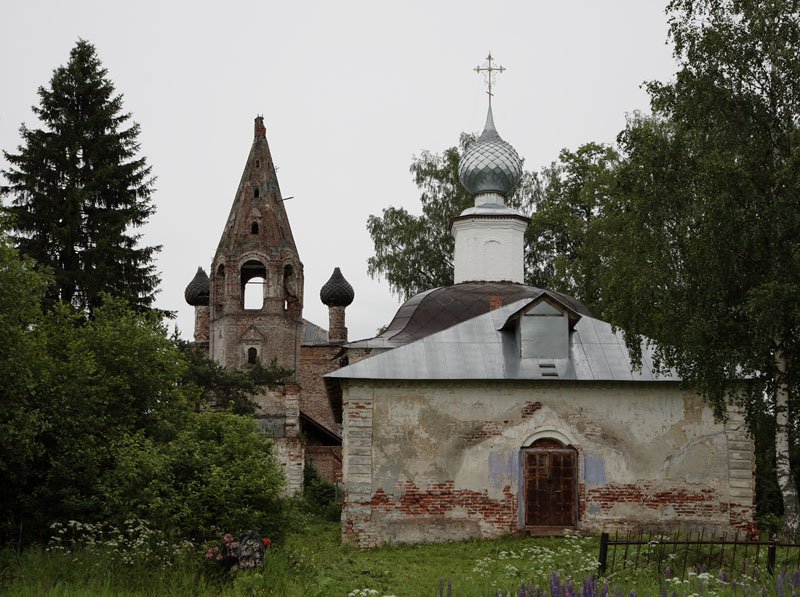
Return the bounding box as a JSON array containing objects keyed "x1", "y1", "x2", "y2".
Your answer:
[
  {"x1": 346, "y1": 283, "x2": 592, "y2": 350},
  {"x1": 302, "y1": 319, "x2": 330, "y2": 345},
  {"x1": 327, "y1": 298, "x2": 679, "y2": 382}
]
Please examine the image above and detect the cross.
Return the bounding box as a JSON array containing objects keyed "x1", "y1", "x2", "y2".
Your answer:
[{"x1": 474, "y1": 52, "x2": 506, "y2": 107}]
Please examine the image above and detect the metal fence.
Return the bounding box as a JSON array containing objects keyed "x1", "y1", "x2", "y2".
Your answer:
[{"x1": 599, "y1": 531, "x2": 800, "y2": 579}]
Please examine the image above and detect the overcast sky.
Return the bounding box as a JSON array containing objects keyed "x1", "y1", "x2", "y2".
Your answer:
[{"x1": 1, "y1": 0, "x2": 677, "y2": 341}]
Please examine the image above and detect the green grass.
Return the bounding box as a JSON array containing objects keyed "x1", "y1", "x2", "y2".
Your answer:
[{"x1": 2, "y1": 522, "x2": 799, "y2": 596}]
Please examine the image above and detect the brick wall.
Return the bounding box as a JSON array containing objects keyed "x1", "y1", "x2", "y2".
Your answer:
[
  {"x1": 306, "y1": 445, "x2": 342, "y2": 481},
  {"x1": 298, "y1": 345, "x2": 341, "y2": 433},
  {"x1": 340, "y1": 381, "x2": 756, "y2": 547}
]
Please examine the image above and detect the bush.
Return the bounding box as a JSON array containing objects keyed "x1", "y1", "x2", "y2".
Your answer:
[
  {"x1": 101, "y1": 412, "x2": 294, "y2": 540},
  {"x1": 302, "y1": 464, "x2": 341, "y2": 522}
]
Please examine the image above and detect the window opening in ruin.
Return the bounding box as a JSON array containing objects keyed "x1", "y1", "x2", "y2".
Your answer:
[
  {"x1": 255, "y1": 160, "x2": 260, "y2": 168},
  {"x1": 241, "y1": 259, "x2": 267, "y2": 310},
  {"x1": 522, "y1": 438, "x2": 577, "y2": 529},
  {"x1": 247, "y1": 347, "x2": 258, "y2": 364},
  {"x1": 282, "y1": 263, "x2": 299, "y2": 315},
  {"x1": 251, "y1": 222, "x2": 259, "y2": 234},
  {"x1": 254, "y1": 188, "x2": 260, "y2": 198}
]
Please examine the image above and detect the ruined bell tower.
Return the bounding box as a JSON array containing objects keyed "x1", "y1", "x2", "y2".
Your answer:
[{"x1": 209, "y1": 116, "x2": 304, "y2": 372}]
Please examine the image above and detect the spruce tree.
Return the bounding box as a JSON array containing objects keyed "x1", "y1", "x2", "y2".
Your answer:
[{"x1": 1, "y1": 39, "x2": 159, "y2": 314}]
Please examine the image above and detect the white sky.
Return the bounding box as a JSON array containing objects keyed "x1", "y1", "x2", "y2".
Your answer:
[{"x1": 0, "y1": 0, "x2": 676, "y2": 341}]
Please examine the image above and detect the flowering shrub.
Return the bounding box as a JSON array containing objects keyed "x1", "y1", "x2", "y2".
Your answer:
[
  {"x1": 46, "y1": 518, "x2": 191, "y2": 568},
  {"x1": 204, "y1": 530, "x2": 271, "y2": 573}
]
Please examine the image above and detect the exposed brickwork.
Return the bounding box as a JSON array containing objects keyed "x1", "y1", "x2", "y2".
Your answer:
[
  {"x1": 375, "y1": 480, "x2": 516, "y2": 522},
  {"x1": 584, "y1": 483, "x2": 754, "y2": 535},
  {"x1": 450, "y1": 401, "x2": 542, "y2": 444},
  {"x1": 297, "y1": 345, "x2": 341, "y2": 433},
  {"x1": 306, "y1": 445, "x2": 342, "y2": 481},
  {"x1": 344, "y1": 480, "x2": 517, "y2": 548},
  {"x1": 339, "y1": 382, "x2": 756, "y2": 548},
  {"x1": 328, "y1": 306, "x2": 347, "y2": 343},
  {"x1": 194, "y1": 305, "x2": 209, "y2": 341}
]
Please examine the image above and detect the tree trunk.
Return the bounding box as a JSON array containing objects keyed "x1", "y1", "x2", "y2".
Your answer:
[{"x1": 775, "y1": 342, "x2": 800, "y2": 539}]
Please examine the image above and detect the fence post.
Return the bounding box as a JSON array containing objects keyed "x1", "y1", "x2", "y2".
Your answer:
[
  {"x1": 599, "y1": 532, "x2": 609, "y2": 574},
  {"x1": 767, "y1": 534, "x2": 777, "y2": 576}
]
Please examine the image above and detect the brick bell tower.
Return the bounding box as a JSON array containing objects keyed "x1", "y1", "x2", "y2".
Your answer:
[{"x1": 209, "y1": 116, "x2": 304, "y2": 372}]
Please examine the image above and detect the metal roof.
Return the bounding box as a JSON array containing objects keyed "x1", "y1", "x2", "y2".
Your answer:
[
  {"x1": 302, "y1": 319, "x2": 330, "y2": 345},
  {"x1": 346, "y1": 282, "x2": 592, "y2": 350},
  {"x1": 327, "y1": 297, "x2": 679, "y2": 383}
]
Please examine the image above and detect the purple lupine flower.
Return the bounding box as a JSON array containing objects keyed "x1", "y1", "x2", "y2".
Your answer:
[
  {"x1": 719, "y1": 570, "x2": 730, "y2": 583},
  {"x1": 664, "y1": 566, "x2": 672, "y2": 580},
  {"x1": 731, "y1": 579, "x2": 737, "y2": 594},
  {"x1": 568, "y1": 579, "x2": 575, "y2": 597},
  {"x1": 629, "y1": 590, "x2": 637, "y2": 597},
  {"x1": 777, "y1": 571, "x2": 784, "y2": 597},
  {"x1": 794, "y1": 571, "x2": 800, "y2": 588},
  {"x1": 549, "y1": 571, "x2": 561, "y2": 597},
  {"x1": 561, "y1": 582, "x2": 567, "y2": 597},
  {"x1": 601, "y1": 582, "x2": 609, "y2": 597},
  {"x1": 537, "y1": 587, "x2": 543, "y2": 597}
]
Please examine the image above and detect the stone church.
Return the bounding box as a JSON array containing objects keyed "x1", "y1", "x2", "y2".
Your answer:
[
  {"x1": 185, "y1": 103, "x2": 755, "y2": 546},
  {"x1": 324, "y1": 105, "x2": 756, "y2": 547},
  {"x1": 184, "y1": 116, "x2": 349, "y2": 494}
]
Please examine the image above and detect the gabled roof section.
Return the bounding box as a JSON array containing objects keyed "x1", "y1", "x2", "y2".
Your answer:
[
  {"x1": 327, "y1": 298, "x2": 679, "y2": 383},
  {"x1": 500, "y1": 291, "x2": 582, "y2": 331},
  {"x1": 302, "y1": 319, "x2": 330, "y2": 345}
]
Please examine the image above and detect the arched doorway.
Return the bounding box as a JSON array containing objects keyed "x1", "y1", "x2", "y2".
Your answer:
[{"x1": 522, "y1": 438, "x2": 577, "y2": 529}]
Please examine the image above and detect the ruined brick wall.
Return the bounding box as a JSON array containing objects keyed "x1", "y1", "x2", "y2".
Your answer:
[
  {"x1": 252, "y1": 382, "x2": 304, "y2": 495},
  {"x1": 306, "y1": 445, "x2": 342, "y2": 481},
  {"x1": 298, "y1": 345, "x2": 341, "y2": 433},
  {"x1": 341, "y1": 381, "x2": 755, "y2": 548}
]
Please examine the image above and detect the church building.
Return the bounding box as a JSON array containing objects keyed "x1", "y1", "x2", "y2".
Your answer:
[
  {"x1": 184, "y1": 116, "x2": 350, "y2": 493},
  {"x1": 325, "y1": 99, "x2": 756, "y2": 547},
  {"x1": 183, "y1": 69, "x2": 755, "y2": 545}
]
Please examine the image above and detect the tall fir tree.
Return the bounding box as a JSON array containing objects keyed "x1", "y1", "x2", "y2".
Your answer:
[{"x1": 1, "y1": 39, "x2": 159, "y2": 314}]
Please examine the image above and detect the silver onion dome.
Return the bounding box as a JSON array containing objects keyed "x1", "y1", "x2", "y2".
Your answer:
[{"x1": 458, "y1": 105, "x2": 522, "y2": 198}]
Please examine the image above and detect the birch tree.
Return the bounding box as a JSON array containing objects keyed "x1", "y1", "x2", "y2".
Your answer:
[{"x1": 602, "y1": 0, "x2": 800, "y2": 536}]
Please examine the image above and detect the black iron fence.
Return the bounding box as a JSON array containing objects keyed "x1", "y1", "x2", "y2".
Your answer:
[{"x1": 599, "y1": 530, "x2": 800, "y2": 579}]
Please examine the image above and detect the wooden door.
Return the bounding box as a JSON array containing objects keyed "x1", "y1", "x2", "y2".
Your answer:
[{"x1": 524, "y1": 441, "x2": 577, "y2": 528}]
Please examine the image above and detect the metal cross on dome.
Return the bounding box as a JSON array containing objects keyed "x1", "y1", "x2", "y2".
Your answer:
[{"x1": 473, "y1": 52, "x2": 506, "y2": 107}]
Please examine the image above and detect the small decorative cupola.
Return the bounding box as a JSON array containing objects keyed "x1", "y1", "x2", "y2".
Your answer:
[
  {"x1": 320, "y1": 267, "x2": 355, "y2": 343},
  {"x1": 184, "y1": 267, "x2": 210, "y2": 342},
  {"x1": 451, "y1": 53, "x2": 530, "y2": 284}
]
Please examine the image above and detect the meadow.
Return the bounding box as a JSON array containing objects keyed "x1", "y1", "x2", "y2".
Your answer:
[{"x1": 2, "y1": 520, "x2": 798, "y2": 596}]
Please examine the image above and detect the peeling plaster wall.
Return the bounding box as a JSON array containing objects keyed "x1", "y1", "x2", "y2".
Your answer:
[{"x1": 341, "y1": 381, "x2": 754, "y2": 547}]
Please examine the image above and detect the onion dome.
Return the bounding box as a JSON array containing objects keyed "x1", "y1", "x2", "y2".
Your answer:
[
  {"x1": 458, "y1": 105, "x2": 522, "y2": 198},
  {"x1": 184, "y1": 267, "x2": 210, "y2": 306},
  {"x1": 320, "y1": 267, "x2": 355, "y2": 307}
]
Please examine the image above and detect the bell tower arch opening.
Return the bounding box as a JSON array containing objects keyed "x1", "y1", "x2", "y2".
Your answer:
[{"x1": 241, "y1": 259, "x2": 267, "y2": 310}]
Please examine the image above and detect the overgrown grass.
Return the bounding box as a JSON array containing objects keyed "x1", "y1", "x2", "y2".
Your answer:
[{"x1": 3, "y1": 521, "x2": 800, "y2": 596}]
